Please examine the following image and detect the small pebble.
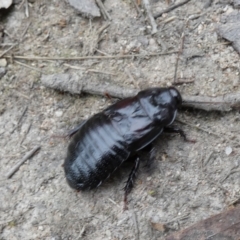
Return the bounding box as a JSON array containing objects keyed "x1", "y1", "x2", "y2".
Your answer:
[
  {"x1": 38, "y1": 226, "x2": 44, "y2": 231},
  {"x1": 225, "y1": 146, "x2": 232, "y2": 155},
  {"x1": 0, "y1": 58, "x2": 7, "y2": 67},
  {"x1": 55, "y1": 110, "x2": 63, "y2": 117}
]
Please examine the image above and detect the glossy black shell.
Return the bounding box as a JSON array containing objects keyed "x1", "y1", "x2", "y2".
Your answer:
[{"x1": 64, "y1": 87, "x2": 182, "y2": 190}]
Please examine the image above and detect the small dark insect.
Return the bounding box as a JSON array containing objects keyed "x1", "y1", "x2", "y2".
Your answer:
[{"x1": 64, "y1": 87, "x2": 187, "y2": 208}]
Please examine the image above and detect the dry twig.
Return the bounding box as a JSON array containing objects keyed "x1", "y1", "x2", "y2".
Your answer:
[
  {"x1": 5, "y1": 51, "x2": 176, "y2": 61},
  {"x1": 142, "y1": 0, "x2": 158, "y2": 34},
  {"x1": 165, "y1": 212, "x2": 190, "y2": 224},
  {"x1": 131, "y1": 209, "x2": 140, "y2": 240},
  {"x1": 173, "y1": 19, "x2": 189, "y2": 84},
  {"x1": 64, "y1": 63, "x2": 117, "y2": 75},
  {"x1": 203, "y1": 151, "x2": 214, "y2": 167},
  {"x1": 176, "y1": 119, "x2": 221, "y2": 138},
  {"x1": 124, "y1": 68, "x2": 139, "y2": 89},
  {"x1": 19, "y1": 122, "x2": 32, "y2": 145},
  {"x1": 6, "y1": 146, "x2": 41, "y2": 179},
  {"x1": 0, "y1": 22, "x2": 31, "y2": 58},
  {"x1": 79, "y1": 225, "x2": 87, "y2": 238},
  {"x1": 41, "y1": 73, "x2": 138, "y2": 99},
  {"x1": 154, "y1": 0, "x2": 192, "y2": 19},
  {"x1": 0, "y1": 43, "x2": 18, "y2": 58},
  {"x1": 94, "y1": 48, "x2": 111, "y2": 56},
  {"x1": 0, "y1": 43, "x2": 16, "y2": 46},
  {"x1": 41, "y1": 72, "x2": 240, "y2": 112},
  {"x1": 87, "y1": 69, "x2": 117, "y2": 75},
  {"x1": 96, "y1": 0, "x2": 111, "y2": 21},
  {"x1": 127, "y1": 201, "x2": 140, "y2": 240},
  {"x1": 25, "y1": 0, "x2": 29, "y2": 18},
  {"x1": 97, "y1": 22, "x2": 110, "y2": 42},
  {"x1": 108, "y1": 198, "x2": 120, "y2": 207},
  {"x1": 173, "y1": 78, "x2": 195, "y2": 85},
  {"x1": 182, "y1": 93, "x2": 240, "y2": 112},
  {"x1": 3, "y1": 30, "x2": 15, "y2": 40},
  {"x1": 14, "y1": 90, "x2": 31, "y2": 100},
  {"x1": 10, "y1": 106, "x2": 28, "y2": 134},
  {"x1": 220, "y1": 168, "x2": 240, "y2": 183},
  {"x1": 131, "y1": 0, "x2": 143, "y2": 16},
  {"x1": 20, "y1": 22, "x2": 31, "y2": 40},
  {"x1": 15, "y1": 60, "x2": 43, "y2": 73}
]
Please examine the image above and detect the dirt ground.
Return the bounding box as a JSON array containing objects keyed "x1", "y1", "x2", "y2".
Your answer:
[{"x1": 1, "y1": 0, "x2": 240, "y2": 239}]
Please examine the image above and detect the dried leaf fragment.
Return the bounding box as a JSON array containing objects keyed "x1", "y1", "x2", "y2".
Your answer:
[
  {"x1": 151, "y1": 221, "x2": 168, "y2": 232},
  {"x1": 166, "y1": 205, "x2": 240, "y2": 240}
]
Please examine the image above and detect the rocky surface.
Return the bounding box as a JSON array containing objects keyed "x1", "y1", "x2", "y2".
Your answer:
[
  {"x1": 68, "y1": 0, "x2": 100, "y2": 18},
  {"x1": 0, "y1": 1, "x2": 240, "y2": 239}
]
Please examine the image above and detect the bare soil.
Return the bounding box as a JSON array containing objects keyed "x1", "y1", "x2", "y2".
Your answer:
[{"x1": 1, "y1": 0, "x2": 240, "y2": 239}]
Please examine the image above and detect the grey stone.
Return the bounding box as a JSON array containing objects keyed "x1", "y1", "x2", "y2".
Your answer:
[
  {"x1": 0, "y1": 0, "x2": 12, "y2": 9},
  {"x1": 217, "y1": 12, "x2": 240, "y2": 54},
  {"x1": 68, "y1": 0, "x2": 101, "y2": 18},
  {"x1": 0, "y1": 67, "x2": 7, "y2": 79},
  {"x1": 233, "y1": 0, "x2": 240, "y2": 8},
  {"x1": 0, "y1": 59, "x2": 7, "y2": 67}
]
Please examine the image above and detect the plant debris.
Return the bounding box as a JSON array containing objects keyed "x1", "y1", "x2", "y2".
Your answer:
[
  {"x1": 41, "y1": 73, "x2": 240, "y2": 112},
  {"x1": 166, "y1": 205, "x2": 240, "y2": 240}
]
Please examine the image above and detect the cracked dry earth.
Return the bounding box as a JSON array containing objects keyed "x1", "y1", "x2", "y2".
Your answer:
[{"x1": 1, "y1": 0, "x2": 240, "y2": 239}]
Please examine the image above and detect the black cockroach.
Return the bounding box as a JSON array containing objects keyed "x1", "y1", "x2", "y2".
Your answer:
[{"x1": 64, "y1": 87, "x2": 187, "y2": 208}]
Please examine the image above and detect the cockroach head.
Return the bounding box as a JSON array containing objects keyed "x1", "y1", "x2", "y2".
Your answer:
[
  {"x1": 148, "y1": 87, "x2": 182, "y2": 108},
  {"x1": 137, "y1": 87, "x2": 182, "y2": 112},
  {"x1": 169, "y1": 87, "x2": 182, "y2": 108}
]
